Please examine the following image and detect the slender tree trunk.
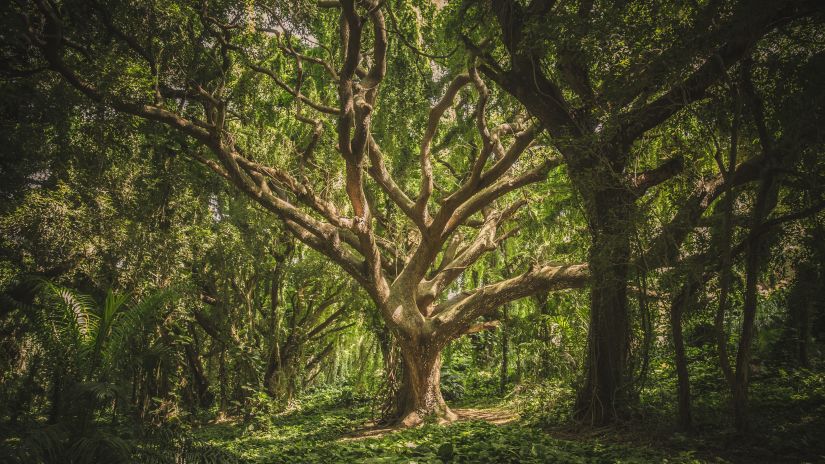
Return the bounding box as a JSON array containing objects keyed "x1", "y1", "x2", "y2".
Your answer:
[
  {"x1": 733, "y1": 59, "x2": 780, "y2": 433},
  {"x1": 500, "y1": 305, "x2": 510, "y2": 395},
  {"x1": 732, "y1": 159, "x2": 776, "y2": 434},
  {"x1": 715, "y1": 247, "x2": 735, "y2": 387},
  {"x1": 671, "y1": 284, "x2": 693, "y2": 430},
  {"x1": 183, "y1": 342, "x2": 213, "y2": 408},
  {"x1": 533, "y1": 293, "x2": 553, "y2": 377},
  {"x1": 218, "y1": 349, "x2": 228, "y2": 416},
  {"x1": 798, "y1": 299, "x2": 811, "y2": 368},
  {"x1": 788, "y1": 265, "x2": 815, "y2": 368},
  {"x1": 716, "y1": 95, "x2": 739, "y2": 387},
  {"x1": 733, "y1": 243, "x2": 760, "y2": 432},
  {"x1": 576, "y1": 190, "x2": 633, "y2": 425},
  {"x1": 265, "y1": 262, "x2": 285, "y2": 396},
  {"x1": 635, "y1": 271, "x2": 653, "y2": 394}
]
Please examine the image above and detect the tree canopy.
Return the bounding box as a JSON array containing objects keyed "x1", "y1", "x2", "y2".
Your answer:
[{"x1": 1, "y1": 0, "x2": 825, "y2": 462}]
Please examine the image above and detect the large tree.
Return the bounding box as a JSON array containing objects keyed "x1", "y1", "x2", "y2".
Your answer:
[
  {"x1": 9, "y1": 0, "x2": 592, "y2": 425},
  {"x1": 462, "y1": 0, "x2": 823, "y2": 424}
]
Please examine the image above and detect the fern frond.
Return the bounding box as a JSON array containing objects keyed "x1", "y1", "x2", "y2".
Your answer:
[
  {"x1": 105, "y1": 288, "x2": 177, "y2": 368},
  {"x1": 40, "y1": 282, "x2": 98, "y2": 344}
]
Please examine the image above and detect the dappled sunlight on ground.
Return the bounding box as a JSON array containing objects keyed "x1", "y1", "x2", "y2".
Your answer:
[{"x1": 340, "y1": 406, "x2": 519, "y2": 441}]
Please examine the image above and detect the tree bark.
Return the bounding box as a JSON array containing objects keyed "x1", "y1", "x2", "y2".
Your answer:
[
  {"x1": 575, "y1": 190, "x2": 633, "y2": 425},
  {"x1": 733, "y1": 59, "x2": 779, "y2": 434},
  {"x1": 500, "y1": 305, "x2": 510, "y2": 395},
  {"x1": 671, "y1": 283, "x2": 694, "y2": 430},
  {"x1": 733, "y1": 238, "x2": 760, "y2": 433},
  {"x1": 377, "y1": 324, "x2": 401, "y2": 421},
  {"x1": 183, "y1": 341, "x2": 213, "y2": 408},
  {"x1": 395, "y1": 339, "x2": 457, "y2": 426}
]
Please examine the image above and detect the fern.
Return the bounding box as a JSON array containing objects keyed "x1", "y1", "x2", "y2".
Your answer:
[
  {"x1": 104, "y1": 288, "x2": 177, "y2": 371},
  {"x1": 1, "y1": 281, "x2": 180, "y2": 464},
  {"x1": 132, "y1": 425, "x2": 244, "y2": 464}
]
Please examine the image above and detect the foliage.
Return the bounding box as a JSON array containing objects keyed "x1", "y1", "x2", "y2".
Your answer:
[
  {"x1": 188, "y1": 380, "x2": 825, "y2": 463},
  {"x1": 1, "y1": 0, "x2": 824, "y2": 461}
]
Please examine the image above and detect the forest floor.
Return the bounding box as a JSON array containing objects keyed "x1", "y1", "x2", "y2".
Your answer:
[
  {"x1": 194, "y1": 402, "x2": 700, "y2": 463},
  {"x1": 192, "y1": 371, "x2": 825, "y2": 463},
  {"x1": 341, "y1": 407, "x2": 518, "y2": 441}
]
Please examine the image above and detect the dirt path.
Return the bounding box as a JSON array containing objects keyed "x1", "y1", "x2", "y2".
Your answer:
[
  {"x1": 341, "y1": 407, "x2": 518, "y2": 441},
  {"x1": 452, "y1": 407, "x2": 518, "y2": 425}
]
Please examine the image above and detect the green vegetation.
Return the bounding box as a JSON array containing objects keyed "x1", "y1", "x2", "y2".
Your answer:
[
  {"x1": 172, "y1": 375, "x2": 825, "y2": 463},
  {"x1": 2, "y1": 0, "x2": 825, "y2": 462}
]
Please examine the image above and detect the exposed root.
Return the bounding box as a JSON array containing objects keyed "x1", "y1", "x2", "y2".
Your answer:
[{"x1": 397, "y1": 407, "x2": 459, "y2": 427}]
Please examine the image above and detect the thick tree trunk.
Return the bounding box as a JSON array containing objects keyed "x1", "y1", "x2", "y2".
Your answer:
[
  {"x1": 576, "y1": 191, "x2": 633, "y2": 425},
  {"x1": 395, "y1": 341, "x2": 457, "y2": 426},
  {"x1": 264, "y1": 339, "x2": 294, "y2": 399}
]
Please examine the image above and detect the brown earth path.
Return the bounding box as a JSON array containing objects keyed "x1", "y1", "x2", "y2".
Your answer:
[{"x1": 340, "y1": 407, "x2": 518, "y2": 441}]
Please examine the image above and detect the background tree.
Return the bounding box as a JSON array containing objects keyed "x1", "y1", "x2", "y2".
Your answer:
[{"x1": 457, "y1": 0, "x2": 824, "y2": 425}]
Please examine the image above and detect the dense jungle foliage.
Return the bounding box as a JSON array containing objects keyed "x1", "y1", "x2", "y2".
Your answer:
[{"x1": 1, "y1": 0, "x2": 825, "y2": 462}]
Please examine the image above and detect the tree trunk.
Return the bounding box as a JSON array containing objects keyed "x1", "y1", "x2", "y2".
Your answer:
[
  {"x1": 733, "y1": 241, "x2": 761, "y2": 433},
  {"x1": 395, "y1": 340, "x2": 457, "y2": 426},
  {"x1": 732, "y1": 170, "x2": 776, "y2": 433},
  {"x1": 715, "y1": 95, "x2": 738, "y2": 387},
  {"x1": 218, "y1": 349, "x2": 228, "y2": 416},
  {"x1": 183, "y1": 329, "x2": 213, "y2": 408},
  {"x1": 576, "y1": 190, "x2": 633, "y2": 425},
  {"x1": 789, "y1": 265, "x2": 815, "y2": 368},
  {"x1": 500, "y1": 305, "x2": 510, "y2": 395},
  {"x1": 733, "y1": 60, "x2": 780, "y2": 434},
  {"x1": 798, "y1": 298, "x2": 811, "y2": 368},
  {"x1": 377, "y1": 324, "x2": 401, "y2": 421},
  {"x1": 671, "y1": 284, "x2": 693, "y2": 430}
]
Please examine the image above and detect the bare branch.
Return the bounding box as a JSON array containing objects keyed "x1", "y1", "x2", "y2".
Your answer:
[
  {"x1": 637, "y1": 154, "x2": 765, "y2": 271},
  {"x1": 433, "y1": 263, "x2": 589, "y2": 337},
  {"x1": 416, "y1": 72, "x2": 472, "y2": 223},
  {"x1": 630, "y1": 154, "x2": 685, "y2": 197},
  {"x1": 249, "y1": 63, "x2": 340, "y2": 115},
  {"x1": 463, "y1": 320, "x2": 501, "y2": 335}
]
